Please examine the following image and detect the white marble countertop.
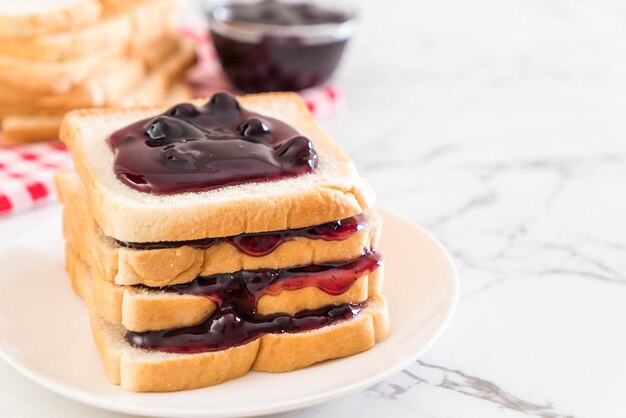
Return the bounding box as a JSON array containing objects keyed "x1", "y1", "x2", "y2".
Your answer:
[{"x1": 2, "y1": 0, "x2": 626, "y2": 417}]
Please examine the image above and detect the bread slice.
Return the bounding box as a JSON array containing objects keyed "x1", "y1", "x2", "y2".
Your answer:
[
  {"x1": 0, "y1": 41, "x2": 128, "y2": 94},
  {"x1": 0, "y1": 0, "x2": 176, "y2": 60},
  {"x1": 0, "y1": 42, "x2": 194, "y2": 144},
  {"x1": 88, "y1": 295, "x2": 389, "y2": 392},
  {"x1": 60, "y1": 94, "x2": 376, "y2": 242},
  {"x1": 0, "y1": 56, "x2": 146, "y2": 114},
  {"x1": 119, "y1": 39, "x2": 196, "y2": 107},
  {"x1": 0, "y1": 8, "x2": 130, "y2": 61},
  {"x1": 57, "y1": 170, "x2": 379, "y2": 286},
  {"x1": 0, "y1": 36, "x2": 194, "y2": 114},
  {"x1": 1, "y1": 113, "x2": 62, "y2": 143},
  {"x1": 0, "y1": 0, "x2": 103, "y2": 39},
  {"x1": 66, "y1": 241, "x2": 383, "y2": 332}
]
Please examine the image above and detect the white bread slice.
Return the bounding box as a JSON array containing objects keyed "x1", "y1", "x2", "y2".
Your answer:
[
  {"x1": 66, "y1": 241, "x2": 383, "y2": 332},
  {"x1": 0, "y1": 56, "x2": 146, "y2": 114},
  {"x1": 57, "y1": 169, "x2": 380, "y2": 286},
  {"x1": 0, "y1": 0, "x2": 176, "y2": 60},
  {"x1": 0, "y1": 43, "x2": 194, "y2": 144},
  {"x1": 0, "y1": 41, "x2": 128, "y2": 94},
  {"x1": 120, "y1": 40, "x2": 196, "y2": 107},
  {"x1": 0, "y1": 0, "x2": 178, "y2": 94},
  {"x1": 1, "y1": 113, "x2": 62, "y2": 143},
  {"x1": 88, "y1": 295, "x2": 389, "y2": 392},
  {"x1": 0, "y1": 9, "x2": 130, "y2": 61},
  {"x1": 0, "y1": 36, "x2": 194, "y2": 114},
  {"x1": 0, "y1": 0, "x2": 103, "y2": 39},
  {"x1": 60, "y1": 94, "x2": 376, "y2": 242}
]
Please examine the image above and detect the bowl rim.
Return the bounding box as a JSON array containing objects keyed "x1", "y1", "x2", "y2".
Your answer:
[{"x1": 205, "y1": 0, "x2": 358, "y2": 45}]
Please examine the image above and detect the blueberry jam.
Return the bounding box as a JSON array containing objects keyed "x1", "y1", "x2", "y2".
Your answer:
[
  {"x1": 126, "y1": 303, "x2": 363, "y2": 354},
  {"x1": 166, "y1": 251, "x2": 381, "y2": 316},
  {"x1": 107, "y1": 93, "x2": 318, "y2": 194},
  {"x1": 116, "y1": 213, "x2": 367, "y2": 256},
  {"x1": 126, "y1": 252, "x2": 380, "y2": 353},
  {"x1": 209, "y1": 1, "x2": 354, "y2": 92},
  {"x1": 225, "y1": 0, "x2": 348, "y2": 26}
]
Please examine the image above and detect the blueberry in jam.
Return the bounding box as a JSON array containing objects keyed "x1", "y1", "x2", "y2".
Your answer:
[{"x1": 107, "y1": 93, "x2": 318, "y2": 194}]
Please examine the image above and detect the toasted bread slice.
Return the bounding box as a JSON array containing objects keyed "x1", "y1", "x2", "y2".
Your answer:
[
  {"x1": 66, "y1": 242, "x2": 383, "y2": 332},
  {"x1": 0, "y1": 0, "x2": 103, "y2": 39},
  {"x1": 60, "y1": 94, "x2": 376, "y2": 242},
  {"x1": 87, "y1": 295, "x2": 389, "y2": 392},
  {"x1": 57, "y1": 170, "x2": 380, "y2": 286}
]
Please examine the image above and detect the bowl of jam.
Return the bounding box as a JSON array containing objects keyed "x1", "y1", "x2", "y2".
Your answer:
[{"x1": 207, "y1": 0, "x2": 356, "y2": 93}]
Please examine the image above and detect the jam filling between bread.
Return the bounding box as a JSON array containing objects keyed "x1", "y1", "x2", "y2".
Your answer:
[
  {"x1": 116, "y1": 213, "x2": 367, "y2": 256},
  {"x1": 126, "y1": 303, "x2": 364, "y2": 354},
  {"x1": 126, "y1": 252, "x2": 381, "y2": 353},
  {"x1": 107, "y1": 92, "x2": 318, "y2": 194}
]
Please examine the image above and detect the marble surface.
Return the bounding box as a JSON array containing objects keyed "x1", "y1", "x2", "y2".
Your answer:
[{"x1": 1, "y1": 0, "x2": 626, "y2": 417}]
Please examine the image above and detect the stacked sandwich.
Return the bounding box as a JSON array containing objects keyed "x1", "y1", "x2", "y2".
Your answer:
[
  {"x1": 56, "y1": 92, "x2": 389, "y2": 392},
  {"x1": 0, "y1": 0, "x2": 195, "y2": 143}
]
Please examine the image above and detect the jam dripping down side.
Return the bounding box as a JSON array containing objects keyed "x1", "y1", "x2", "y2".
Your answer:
[
  {"x1": 126, "y1": 252, "x2": 381, "y2": 354},
  {"x1": 126, "y1": 303, "x2": 363, "y2": 354},
  {"x1": 107, "y1": 93, "x2": 318, "y2": 194},
  {"x1": 116, "y1": 213, "x2": 367, "y2": 256}
]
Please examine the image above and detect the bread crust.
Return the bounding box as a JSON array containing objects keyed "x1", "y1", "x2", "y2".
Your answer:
[
  {"x1": 58, "y1": 170, "x2": 381, "y2": 286},
  {"x1": 66, "y1": 242, "x2": 383, "y2": 332},
  {"x1": 0, "y1": 10, "x2": 130, "y2": 61},
  {"x1": 0, "y1": 36, "x2": 192, "y2": 114},
  {"x1": 0, "y1": 0, "x2": 103, "y2": 39},
  {"x1": 1, "y1": 40, "x2": 194, "y2": 144},
  {"x1": 1, "y1": 114, "x2": 63, "y2": 143},
  {"x1": 0, "y1": 41, "x2": 128, "y2": 94},
  {"x1": 88, "y1": 296, "x2": 388, "y2": 392},
  {"x1": 60, "y1": 94, "x2": 377, "y2": 242}
]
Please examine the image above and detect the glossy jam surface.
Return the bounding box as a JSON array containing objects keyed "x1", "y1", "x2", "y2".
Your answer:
[
  {"x1": 116, "y1": 214, "x2": 367, "y2": 255},
  {"x1": 226, "y1": 0, "x2": 348, "y2": 26},
  {"x1": 126, "y1": 252, "x2": 381, "y2": 353},
  {"x1": 107, "y1": 93, "x2": 318, "y2": 194},
  {"x1": 126, "y1": 303, "x2": 362, "y2": 354},
  {"x1": 210, "y1": 1, "x2": 351, "y2": 92},
  {"x1": 166, "y1": 251, "x2": 381, "y2": 316}
]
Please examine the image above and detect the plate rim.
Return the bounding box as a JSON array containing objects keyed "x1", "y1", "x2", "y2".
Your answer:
[{"x1": 0, "y1": 207, "x2": 459, "y2": 418}]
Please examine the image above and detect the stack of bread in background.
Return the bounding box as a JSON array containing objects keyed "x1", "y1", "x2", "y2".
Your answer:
[{"x1": 0, "y1": 0, "x2": 196, "y2": 143}]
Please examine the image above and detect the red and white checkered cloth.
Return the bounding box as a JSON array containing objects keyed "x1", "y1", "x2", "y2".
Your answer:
[
  {"x1": 0, "y1": 27, "x2": 345, "y2": 216},
  {"x1": 0, "y1": 142, "x2": 73, "y2": 215}
]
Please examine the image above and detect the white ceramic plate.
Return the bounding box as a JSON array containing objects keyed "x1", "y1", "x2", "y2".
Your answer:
[{"x1": 0, "y1": 209, "x2": 458, "y2": 418}]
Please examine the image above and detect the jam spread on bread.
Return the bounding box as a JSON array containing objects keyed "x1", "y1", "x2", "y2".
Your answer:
[
  {"x1": 126, "y1": 252, "x2": 380, "y2": 353},
  {"x1": 116, "y1": 213, "x2": 366, "y2": 255},
  {"x1": 210, "y1": 1, "x2": 352, "y2": 92},
  {"x1": 107, "y1": 93, "x2": 318, "y2": 194}
]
